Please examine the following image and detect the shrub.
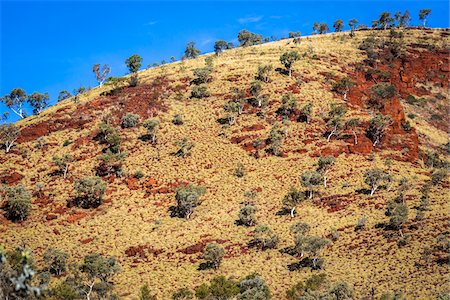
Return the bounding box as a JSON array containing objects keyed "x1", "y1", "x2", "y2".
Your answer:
[
  {"x1": 291, "y1": 222, "x2": 311, "y2": 237},
  {"x1": 96, "y1": 150, "x2": 127, "y2": 177},
  {"x1": 277, "y1": 92, "x2": 297, "y2": 118},
  {"x1": 234, "y1": 163, "x2": 246, "y2": 178},
  {"x1": 300, "y1": 103, "x2": 313, "y2": 123},
  {"x1": 121, "y1": 113, "x2": 140, "y2": 128},
  {"x1": 172, "y1": 288, "x2": 194, "y2": 300},
  {"x1": 238, "y1": 204, "x2": 257, "y2": 226},
  {"x1": 51, "y1": 281, "x2": 78, "y2": 300},
  {"x1": 249, "y1": 225, "x2": 279, "y2": 250},
  {"x1": 134, "y1": 170, "x2": 144, "y2": 179},
  {"x1": 74, "y1": 176, "x2": 107, "y2": 208},
  {"x1": 52, "y1": 154, "x2": 72, "y2": 179},
  {"x1": 203, "y1": 243, "x2": 225, "y2": 269},
  {"x1": 195, "y1": 276, "x2": 239, "y2": 299},
  {"x1": 370, "y1": 83, "x2": 396, "y2": 108},
  {"x1": 139, "y1": 284, "x2": 157, "y2": 300},
  {"x1": 193, "y1": 67, "x2": 212, "y2": 84},
  {"x1": 431, "y1": 168, "x2": 448, "y2": 185},
  {"x1": 174, "y1": 184, "x2": 206, "y2": 219},
  {"x1": 329, "y1": 282, "x2": 353, "y2": 299},
  {"x1": 2, "y1": 185, "x2": 32, "y2": 222},
  {"x1": 367, "y1": 114, "x2": 393, "y2": 147},
  {"x1": 300, "y1": 170, "x2": 322, "y2": 199},
  {"x1": 256, "y1": 65, "x2": 273, "y2": 82},
  {"x1": 237, "y1": 274, "x2": 271, "y2": 300},
  {"x1": 282, "y1": 187, "x2": 305, "y2": 218},
  {"x1": 43, "y1": 248, "x2": 69, "y2": 276},
  {"x1": 97, "y1": 122, "x2": 121, "y2": 153},
  {"x1": 143, "y1": 118, "x2": 160, "y2": 144},
  {"x1": 364, "y1": 168, "x2": 389, "y2": 196},
  {"x1": 81, "y1": 253, "x2": 120, "y2": 282},
  {"x1": 191, "y1": 84, "x2": 210, "y2": 98},
  {"x1": 174, "y1": 138, "x2": 194, "y2": 158},
  {"x1": 173, "y1": 114, "x2": 184, "y2": 125},
  {"x1": 388, "y1": 203, "x2": 408, "y2": 230},
  {"x1": 267, "y1": 124, "x2": 284, "y2": 156},
  {"x1": 280, "y1": 51, "x2": 301, "y2": 77}
]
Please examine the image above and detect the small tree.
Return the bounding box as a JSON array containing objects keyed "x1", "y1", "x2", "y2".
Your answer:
[
  {"x1": 174, "y1": 184, "x2": 206, "y2": 219},
  {"x1": 280, "y1": 51, "x2": 301, "y2": 77},
  {"x1": 184, "y1": 42, "x2": 201, "y2": 59},
  {"x1": 317, "y1": 156, "x2": 335, "y2": 188},
  {"x1": 191, "y1": 84, "x2": 210, "y2": 98},
  {"x1": 97, "y1": 122, "x2": 121, "y2": 153},
  {"x1": 0, "y1": 123, "x2": 20, "y2": 153},
  {"x1": 250, "y1": 80, "x2": 265, "y2": 107},
  {"x1": 2, "y1": 185, "x2": 32, "y2": 222},
  {"x1": 237, "y1": 274, "x2": 271, "y2": 300},
  {"x1": 348, "y1": 19, "x2": 358, "y2": 36},
  {"x1": 125, "y1": 54, "x2": 143, "y2": 87},
  {"x1": 174, "y1": 138, "x2": 194, "y2": 158},
  {"x1": 96, "y1": 150, "x2": 127, "y2": 177},
  {"x1": 250, "y1": 225, "x2": 279, "y2": 250},
  {"x1": 277, "y1": 92, "x2": 298, "y2": 118},
  {"x1": 224, "y1": 100, "x2": 241, "y2": 125},
  {"x1": 74, "y1": 176, "x2": 107, "y2": 208},
  {"x1": 58, "y1": 90, "x2": 72, "y2": 102},
  {"x1": 388, "y1": 203, "x2": 408, "y2": 236},
  {"x1": 333, "y1": 19, "x2": 344, "y2": 32},
  {"x1": 195, "y1": 276, "x2": 239, "y2": 300},
  {"x1": 282, "y1": 187, "x2": 305, "y2": 217},
  {"x1": 204, "y1": 243, "x2": 225, "y2": 269},
  {"x1": 52, "y1": 154, "x2": 72, "y2": 179},
  {"x1": 268, "y1": 123, "x2": 284, "y2": 156},
  {"x1": 237, "y1": 30, "x2": 262, "y2": 47},
  {"x1": 28, "y1": 92, "x2": 50, "y2": 115},
  {"x1": 326, "y1": 117, "x2": 344, "y2": 142},
  {"x1": 367, "y1": 114, "x2": 393, "y2": 147},
  {"x1": 305, "y1": 236, "x2": 330, "y2": 269},
  {"x1": 172, "y1": 288, "x2": 194, "y2": 300},
  {"x1": 214, "y1": 40, "x2": 228, "y2": 56},
  {"x1": 300, "y1": 170, "x2": 322, "y2": 199},
  {"x1": 346, "y1": 118, "x2": 360, "y2": 145},
  {"x1": 92, "y1": 64, "x2": 111, "y2": 87},
  {"x1": 291, "y1": 222, "x2": 311, "y2": 238},
  {"x1": 256, "y1": 65, "x2": 273, "y2": 83},
  {"x1": 80, "y1": 253, "x2": 120, "y2": 299},
  {"x1": 193, "y1": 67, "x2": 212, "y2": 84},
  {"x1": 370, "y1": 83, "x2": 396, "y2": 108},
  {"x1": 143, "y1": 118, "x2": 160, "y2": 144},
  {"x1": 332, "y1": 77, "x2": 354, "y2": 101},
  {"x1": 364, "y1": 168, "x2": 388, "y2": 196},
  {"x1": 419, "y1": 9, "x2": 432, "y2": 27},
  {"x1": 378, "y1": 12, "x2": 395, "y2": 30},
  {"x1": 300, "y1": 103, "x2": 313, "y2": 123},
  {"x1": 238, "y1": 204, "x2": 257, "y2": 226},
  {"x1": 43, "y1": 248, "x2": 69, "y2": 276},
  {"x1": 121, "y1": 113, "x2": 140, "y2": 128},
  {"x1": 1, "y1": 88, "x2": 27, "y2": 118}
]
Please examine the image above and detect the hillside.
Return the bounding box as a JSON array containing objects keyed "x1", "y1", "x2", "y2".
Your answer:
[{"x1": 1, "y1": 28, "x2": 449, "y2": 299}]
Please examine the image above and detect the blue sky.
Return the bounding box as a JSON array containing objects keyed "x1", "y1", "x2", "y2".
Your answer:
[{"x1": 1, "y1": 0, "x2": 449, "y2": 122}]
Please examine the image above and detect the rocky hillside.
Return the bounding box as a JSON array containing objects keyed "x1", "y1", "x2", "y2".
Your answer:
[{"x1": 1, "y1": 28, "x2": 449, "y2": 299}]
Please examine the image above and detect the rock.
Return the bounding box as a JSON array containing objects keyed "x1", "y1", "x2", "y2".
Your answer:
[
  {"x1": 347, "y1": 135, "x2": 373, "y2": 154},
  {"x1": 0, "y1": 172, "x2": 24, "y2": 185}
]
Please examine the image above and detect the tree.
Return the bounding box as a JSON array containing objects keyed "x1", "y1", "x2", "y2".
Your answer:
[
  {"x1": 237, "y1": 274, "x2": 271, "y2": 300},
  {"x1": 317, "y1": 156, "x2": 335, "y2": 188},
  {"x1": 96, "y1": 150, "x2": 127, "y2": 177},
  {"x1": 332, "y1": 77, "x2": 354, "y2": 101},
  {"x1": 184, "y1": 42, "x2": 201, "y2": 59},
  {"x1": 250, "y1": 80, "x2": 264, "y2": 107},
  {"x1": 280, "y1": 51, "x2": 301, "y2": 77},
  {"x1": 388, "y1": 203, "x2": 408, "y2": 236},
  {"x1": 367, "y1": 114, "x2": 393, "y2": 147},
  {"x1": 43, "y1": 248, "x2": 69, "y2": 276},
  {"x1": 419, "y1": 9, "x2": 432, "y2": 27},
  {"x1": 291, "y1": 222, "x2": 311, "y2": 238},
  {"x1": 300, "y1": 103, "x2": 313, "y2": 123},
  {"x1": 348, "y1": 19, "x2": 358, "y2": 37},
  {"x1": 364, "y1": 168, "x2": 388, "y2": 196},
  {"x1": 378, "y1": 12, "x2": 395, "y2": 30},
  {"x1": 256, "y1": 65, "x2": 273, "y2": 83},
  {"x1": 346, "y1": 118, "x2": 360, "y2": 145},
  {"x1": 97, "y1": 122, "x2": 122, "y2": 153},
  {"x1": 92, "y1": 64, "x2": 111, "y2": 87},
  {"x1": 174, "y1": 184, "x2": 206, "y2": 219},
  {"x1": 74, "y1": 176, "x2": 107, "y2": 208},
  {"x1": 0, "y1": 123, "x2": 20, "y2": 153},
  {"x1": 300, "y1": 170, "x2": 322, "y2": 199},
  {"x1": 58, "y1": 90, "x2": 72, "y2": 102},
  {"x1": 143, "y1": 118, "x2": 160, "y2": 144},
  {"x1": 195, "y1": 276, "x2": 239, "y2": 299},
  {"x1": 329, "y1": 282, "x2": 353, "y2": 300},
  {"x1": 1, "y1": 88, "x2": 27, "y2": 118},
  {"x1": 268, "y1": 123, "x2": 284, "y2": 156},
  {"x1": 397, "y1": 10, "x2": 411, "y2": 28},
  {"x1": 237, "y1": 29, "x2": 262, "y2": 47},
  {"x1": 326, "y1": 118, "x2": 343, "y2": 142},
  {"x1": 203, "y1": 243, "x2": 225, "y2": 269},
  {"x1": 52, "y1": 154, "x2": 72, "y2": 179},
  {"x1": 125, "y1": 54, "x2": 143, "y2": 87},
  {"x1": 249, "y1": 225, "x2": 279, "y2": 250},
  {"x1": 191, "y1": 84, "x2": 210, "y2": 98},
  {"x1": 224, "y1": 100, "x2": 241, "y2": 125},
  {"x1": 282, "y1": 188, "x2": 305, "y2": 217},
  {"x1": 174, "y1": 138, "x2": 194, "y2": 158},
  {"x1": 121, "y1": 113, "x2": 140, "y2": 128},
  {"x1": 304, "y1": 236, "x2": 330, "y2": 268},
  {"x1": 214, "y1": 40, "x2": 228, "y2": 56},
  {"x1": 313, "y1": 22, "x2": 329, "y2": 34},
  {"x1": 333, "y1": 19, "x2": 344, "y2": 32},
  {"x1": 2, "y1": 185, "x2": 32, "y2": 222},
  {"x1": 277, "y1": 92, "x2": 298, "y2": 118},
  {"x1": 370, "y1": 83, "x2": 396, "y2": 108},
  {"x1": 289, "y1": 31, "x2": 301, "y2": 38},
  {"x1": 27, "y1": 92, "x2": 50, "y2": 115},
  {"x1": 238, "y1": 204, "x2": 257, "y2": 226}
]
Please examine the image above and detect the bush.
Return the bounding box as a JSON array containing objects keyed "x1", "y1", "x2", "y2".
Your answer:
[
  {"x1": 238, "y1": 30, "x2": 262, "y2": 47},
  {"x1": 237, "y1": 274, "x2": 271, "y2": 300},
  {"x1": 256, "y1": 65, "x2": 273, "y2": 82},
  {"x1": 174, "y1": 184, "x2": 206, "y2": 219},
  {"x1": 43, "y1": 248, "x2": 69, "y2": 276},
  {"x1": 431, "y1": 168, "x2": 448, "y2": 185},
  {"x1": 173, "y1": 114, "x2": 184, "y2": 125},
  {"x1": 134, "y1": 170, "x2": 144, "y2": 179},
  {"x1": 172, "y1": 288, "x2": 194, "y2": 300},
  {"x1": 195, "y1": 276, "x2": 239, "y2": 299},
  {"x1": 204, "y1": 243, "x2": 225, "y2": 269},
  {"x1": 238, "y1": 204, "x2": 257, "y2": 226},
  {"x1": 2, "y1": 185, "x2": 32, "y2": 222},
  {"x1": 80, "y1": 253, "x2": 120, "y2": 282},
  {"x1": 74, "y1": 176, "x2": 107, "y2": 208},
  {"x1": 121, "y1": 113, "x2": 140, "y2": 128},
  {"x1": 97, "y1": 122, "x2": 121, "y2": 153},
  {"x1": 174, "y1": 138, "x2": 194, "y2": 158},
  {"x1": 282, "y1": 188, "x2": 305, "y2": 218},
  {"x1": 143, "y1": 118, "x2": 160, "y2": 144},
  {"x1": 51, "y1": 281, "x2": 78, "y2": 300},
  {"x1": 193, "y1": 67, "x2": 212, "y2": 84},
  {"x1": 139, "y1": 284, "x2": 157, "y2": 300},
  {"x1": 191, "y1": 84, "x2": 210, "y2": 98},
  {"x1": 234, "y1": 163, "x2": 246, "y2": 178},
  {"x1": 300, "y1": 170, "x2": 322, "y2": 199},
  {"x1": 249, "y1": 225, "x2": 279, "y2": 250},
  {"x1": 96, "y1": 150, "x2": 127, "y2": 177}
]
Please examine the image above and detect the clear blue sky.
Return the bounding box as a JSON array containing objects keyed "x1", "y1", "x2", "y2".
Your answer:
[{"x1": 1, "y1": 0, "x2": 449, "y2": 122}]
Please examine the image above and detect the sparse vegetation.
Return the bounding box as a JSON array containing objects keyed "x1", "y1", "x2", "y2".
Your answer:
[
  {"x1": 73, "y1": 176, "x2": 107, "y2": 208},
  {"x1": 2, "y1": 185, "x2": 32, "y2": 222}
]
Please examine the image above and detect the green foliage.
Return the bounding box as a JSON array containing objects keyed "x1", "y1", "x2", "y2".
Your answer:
[
  {"x1": 193, "y1": 67, "x2": 212, "y2": 84},
  {"x1": 191, "y1": 84, "x2": 210, "y2": 98},
  {"x1": 256, "y1": 65, "x2": 273, "y2": 83},
  {"x1": 364, "y1": 168, "x2": 389, "y2": 196},
  {"x1": 370, "y1": 83, "x2": 396, "y2": 107},
  {"x1": 291, "y1": 222, "x2": 311, "y2": 237},
  {"x1": 2, "y1": 185, "x2": 32, "y2": 222},
  {"x1": 174, "y1": 138, "x2": 194, "y2": 158},
  {"x1": 367, "y1": 114, "x2": 393, "y2": 147},
  {"x1": 214, "y1": 40, "x2": 228, "y2": 55},
  {"x1": 195, "y1": 276, "x2": 239, "y2": 299},
  {"x1": 300, "y1": 102, "x2": 313, "y2": 123},
  {"x1": 332, "y1": 77, "x2": 354, "y2": 100},
  {"x1": 237, "y1": 274, "x2": 271, "y2": 300},
  {"x1": 238, "y1": 30, "x2": 262, "y2": 47},
  {"x1": 268, "y1": 123, "x2": 284, "y2": 156},
  {"x1": 93, "y1": 64, "x2": 111, "y2": 86},
  {"x1": 313, "y1": 22, "x2": 329, "y2": 34},
  {"x1": 300, "y1": 170, "x2": 322, "y2": 199},
  {"x1": 280, "y1": 51, "x2": 301, "y2": 76},
  {"x1": 329, "y1": 282, "x2": 353, "y2": 299},
  {"x1": 121, "y1": 113, "x2": 140, "y2": 128},
  {"x1": 282, "y1": 188, "x2": 305, "y2": 217},
  {"x1": 250, "y1": 224, "x2": 279, "y2": 250},
  {"x1": 43, "y1": 248, "x2": 69, "y2": 276},
  {"x1": 74, "y1": 176, "x2": 107, "y2": 208},
  {"x1": 234, "y1": 163, "x2": 246, "y2": 178},
  {"x1": 204, "y1": 243, "x2": 225, "y2": 269},
  {"x1": 28, "y1": 92, "x2": 50, "y2": 114},
  {"x1": 125, "y1": 54, "x2": 143, "y2": 73},
  {"x1": 57, "y1": 90, "x2": 72, "y2": 102},
  {"x1": 52, "y1": 154, "x2": 72, "y2": 178},
  {"x1": 139, "y1": 284, "x2": 157, "y2": 300},
  {"x1": 419, "y1": 9, "x2": 432, "y2": 27},
  {"x1": 81, "y1": 253, "x2": 120, "y2": 282},
  {"x1": 174, "y1": 184, "x2": 206, "y2": 219},
  {"x1": 172, "y1": 288, "x2": 194, "y2": 300},
  {"x1": 431, "y1": 169, "x2": 448, "y2": 185},
  {"x1": 333, "y1": 19, "x2": 344, "y2": 32},
  {"x1": 0, "y1": 123, "x2": 20, "y2": 153},
  {"x1": 96, "y1": 149, "x2": 128, "y2": 177},
  {"x1": 388, "y1": 202, "x2": 408, "y2": 230},
  {"x1": 238, "y1": 204, "x2": 257, "y2": 226},
  {"x1": 143, "y1": 118, "x2": 160, "y2": 144},
  {"x1": 1, "y1": 88, "x2": 27, "y2": 118},
  {"x1": 184, "y1": 42, "x2": 201, "y2": 59},
  {"x1": 98, "y1": 122, "x2": 122, "y2": 153},
  {"x1": 277, "y1": 92, "x2": 298, "y2": 118},
  {"x1": 134, "y1": 170, "x2": 145, "y2": 179},
  {"x1": 51, "y1": 281, "x2": 78, "y2": 300}
]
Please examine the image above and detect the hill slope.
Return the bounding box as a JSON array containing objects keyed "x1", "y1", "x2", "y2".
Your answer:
[{"x1": 1, "y1": 28, "x2": 449, "y2": 299}]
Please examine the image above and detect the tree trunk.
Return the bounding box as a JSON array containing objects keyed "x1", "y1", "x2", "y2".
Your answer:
[
  {"x1": 327, "y1": 129, "x2": 335, "y2": 142},
  {"x1": 288, "y1": 68, "x2": 292, "y2": 77},
  {"x1": 323, "y1": 175, "x2": 327, "y2": 188},
  {"x1": 5, "y1": 142, "x2": 13, "y2": 153},
  {"x1": 290, "y1": 207, "x2": 295, "y2": 218},
  {"x1": 352, "y1": 130, "x2": 358, "y2": 145},
  {"x1": 63, "y1": 163, "x2": 69, "y2": 179},
  {"x1": 309, "y1": 190, "x2": 313, "y2": 199},
  {"x1": 370, "y1": 185, "x2": 377, "y2": 196}
]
